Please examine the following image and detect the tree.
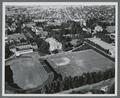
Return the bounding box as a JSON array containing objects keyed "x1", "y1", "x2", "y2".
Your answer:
[
  {"x1": 97, "y1": 71, "x2": 103, "y2": 82},
  {"x1": 5, "y1": 45, "x2": 13, "y2": 59},
  {"x1": 103, "y1": 70, "x2": 109, "y2": 80},
  {"x1": 91, "y1": 72, "x2": 98, "y2": 83},
  {"x1": 63, "y1": 76, "x2": 72, "y2": 90},
  {"x1": 38, "y1": 40, "x2": 50, "y2": 54},
  {"x1": 82, "y1": 73, "x2": 88, "y2": 85},
  {"x1": 5, "y1": 66, "x2": 13, "y2": 83},
  {"x1": 44, "y1": 85, "x2": 49, "y2": 93}
]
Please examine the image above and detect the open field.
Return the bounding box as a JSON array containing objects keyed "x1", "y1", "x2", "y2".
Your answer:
[
  {"x1": 46, "y1": 49, "x2": 114, "y2": 77},
  {"x1": 5, "y1": 52, "x2": 53, "y2": 90}
]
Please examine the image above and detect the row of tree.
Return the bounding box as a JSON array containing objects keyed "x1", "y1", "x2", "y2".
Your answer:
[
  {"x1": 5, "y1": 45, "x2": 14, "y2": 59},
  {"x1": 39, "y1": 68, "x2": 115, "y2": 94}
]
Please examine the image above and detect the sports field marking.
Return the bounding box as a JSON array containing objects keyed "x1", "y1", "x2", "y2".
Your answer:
[{"x1": 52, "y1": 57, "x2": 70, "y2": 66}]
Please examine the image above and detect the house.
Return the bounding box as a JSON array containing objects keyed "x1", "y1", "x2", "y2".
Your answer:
[
  {"x1": 94, "y1": 25, "x2": 103, "y2": 33},
  {"x1": 33, "y1": 19, "x2": 47, "y2": 23},
  {"x1": 25, "y1": 22, "x2": 36, "y2": 28},
  {"x1": 40, "y1": 31, "x2": 48, "y2": 39},
  {"x1": 31, "y1": 42, "x2": 38, "y2": 50},
  {"x1": 47, "y1": 20, "x2": 61, "y2": 26},
  {"x1": 83, "y1": 28, "x2": 92, "y2": 33},
  {"x1": 106, "y1": 26, "x2": 115, "y2": 33},
  {"x1": 45, "y1": 37, "x2": 62, "y2": 53},
  {"x1": 31, "y1": 27, "x2": 43, "y2": 35},
  {"x1": 72, "y1": 19, "x2": 86, "y2": 26}
]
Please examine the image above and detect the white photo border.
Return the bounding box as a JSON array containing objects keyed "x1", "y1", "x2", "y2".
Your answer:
[{"x1": 2, "y1": 2, "x2": 118, "y2": 96}]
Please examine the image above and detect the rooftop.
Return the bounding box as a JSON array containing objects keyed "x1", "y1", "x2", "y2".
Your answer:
[
  {"x1": 7, "y1": 33, "x2": 27, "y2": 41},
  {"x1": 89, "y1": 38, "x2": 115, "y2": 57}
]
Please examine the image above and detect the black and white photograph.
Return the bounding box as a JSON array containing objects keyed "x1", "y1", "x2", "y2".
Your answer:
[{"x1": 2, "y1": 2, "x2": 118, "y2": 96}]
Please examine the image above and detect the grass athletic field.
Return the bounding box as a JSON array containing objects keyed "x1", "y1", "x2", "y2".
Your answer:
[
  {"x1": 46, "y1": 49, "x2": 114, "y2": 77},
  {"x1": 6, "y1": 52, "x2": 53, "y2": 90}
]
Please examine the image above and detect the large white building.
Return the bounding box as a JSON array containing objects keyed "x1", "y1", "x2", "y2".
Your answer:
[{"x1": 45, "y1": 37, "x2": 62, "y2": 52}]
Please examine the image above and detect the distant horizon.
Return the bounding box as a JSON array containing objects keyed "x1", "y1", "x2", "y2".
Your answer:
[
  {"x1": 5, "y1": 5, "x2": 115, "y2": 9},
  {"x1": 4, "y1": 2, "x2": 116, "y2": 10}
]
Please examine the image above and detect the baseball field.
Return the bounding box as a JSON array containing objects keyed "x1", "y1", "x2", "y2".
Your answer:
[{"x1": 46, "y1": 49, "x2": 115, "y2": 77}]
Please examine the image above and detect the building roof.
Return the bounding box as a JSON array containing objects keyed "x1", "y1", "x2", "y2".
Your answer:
[
  {"x1": 89, "y1": 38, "x2": 115, "y2": 57},
  {"x1": 7, "y1": 33, "x2": 27, "y2": 41},
  {"x1": 33, "y1": 19, "x2": 47, "y2": 22},
  {"x1": 16, "y1": 47, "x2": 32, "y2": 51},
  {"x1": 45, "y1": 37, "x2": 62, "y2": 51}
]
